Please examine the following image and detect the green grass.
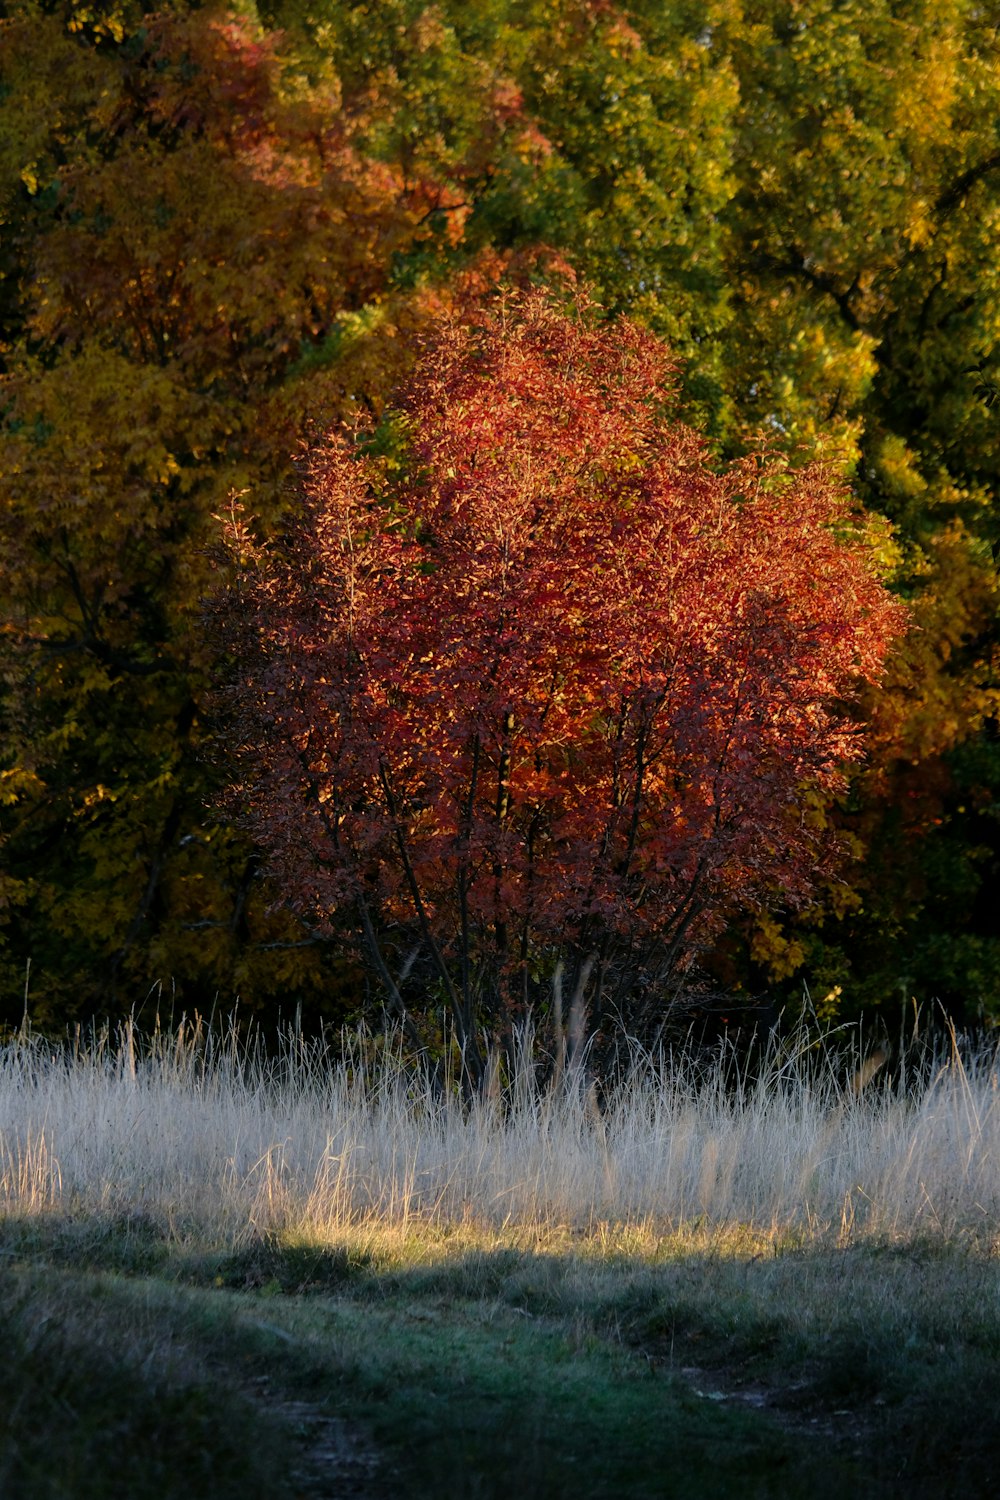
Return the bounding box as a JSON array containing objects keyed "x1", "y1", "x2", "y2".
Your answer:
[{"x1": 1, "y1": 1213, "x2": 997, "y2": 1497}]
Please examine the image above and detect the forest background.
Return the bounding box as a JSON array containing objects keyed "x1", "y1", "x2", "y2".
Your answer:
[{"x1": 3, "y1": 0, "x2": 1000, "y2": 1039}]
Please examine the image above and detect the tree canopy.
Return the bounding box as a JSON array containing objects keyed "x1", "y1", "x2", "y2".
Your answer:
[
  {"x1": 213, "y1": 293, "x2": 903, "y2": 1083},
  {"x1": 2, "y1": 0, "x2": 999, "y2": 1031}
]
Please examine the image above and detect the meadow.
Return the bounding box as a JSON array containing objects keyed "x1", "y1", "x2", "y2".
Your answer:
[{"x1": 1, "y1": 1019, "x2": 998, "y2": 1497}]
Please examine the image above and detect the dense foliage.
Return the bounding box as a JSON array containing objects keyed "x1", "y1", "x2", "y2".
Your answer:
[
  {"x1": 2, "y1": 0, "x2": 999, "y2": 1031},
  {"x1": 214, "y1": 293, "x2": 903, "y2": 1082}
]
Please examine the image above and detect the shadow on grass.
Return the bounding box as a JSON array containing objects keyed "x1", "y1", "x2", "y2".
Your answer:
[
  {"x1": 188, "y1": 1237, "x2": 375, "y2": 1295},
  {"x1": 0, "y1": 1216, "x2": 996, "y2": 1498}
]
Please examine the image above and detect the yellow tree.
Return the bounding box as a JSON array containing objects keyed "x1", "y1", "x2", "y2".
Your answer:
[{"x1": 0, "y1": 2, "x2": 498, "y2": 1022}]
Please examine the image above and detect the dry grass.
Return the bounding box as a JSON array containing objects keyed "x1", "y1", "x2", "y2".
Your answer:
[
  {"x1": 1, "y1": 1020, "x2": 997, "y2": 1255},
  {"x1": 2, "y1": 1021, "x2": 999, "y2": 1498}
]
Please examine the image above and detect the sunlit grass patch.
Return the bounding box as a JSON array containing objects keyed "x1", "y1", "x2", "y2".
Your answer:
[{"x1": 0, "y1": 1019, "x2": 997, "y2": 1251}]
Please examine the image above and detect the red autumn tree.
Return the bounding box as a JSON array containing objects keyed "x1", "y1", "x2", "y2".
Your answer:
[{"x1": 214, "y1": 292, "x2": 905, "y2": 1088}]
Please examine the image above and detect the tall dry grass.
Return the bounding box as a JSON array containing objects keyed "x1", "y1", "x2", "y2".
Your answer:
[{"x1": 0, "y1": 1020, "x2": 997, "y2": 1249}]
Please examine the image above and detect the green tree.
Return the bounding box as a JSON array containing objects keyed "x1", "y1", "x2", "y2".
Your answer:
[
  {"x1": 714, "y1": 0, "x2": 1000, "y2": 1019},
  {"x1": 268, "y1": 0, "x2": 739, "y2": 426}
]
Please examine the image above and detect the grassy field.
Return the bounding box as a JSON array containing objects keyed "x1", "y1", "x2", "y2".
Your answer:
[{"x1": 0, "y1": 1022, "x2": 998, "y2": 1497}]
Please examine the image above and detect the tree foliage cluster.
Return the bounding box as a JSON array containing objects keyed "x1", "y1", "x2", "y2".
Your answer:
[
  {"x1": 215, "y1": 295, "x2": 903, "y2": 1085},
  {"x1": 2, "y1": 0, "x2": 1000, "y2": 1032}
]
